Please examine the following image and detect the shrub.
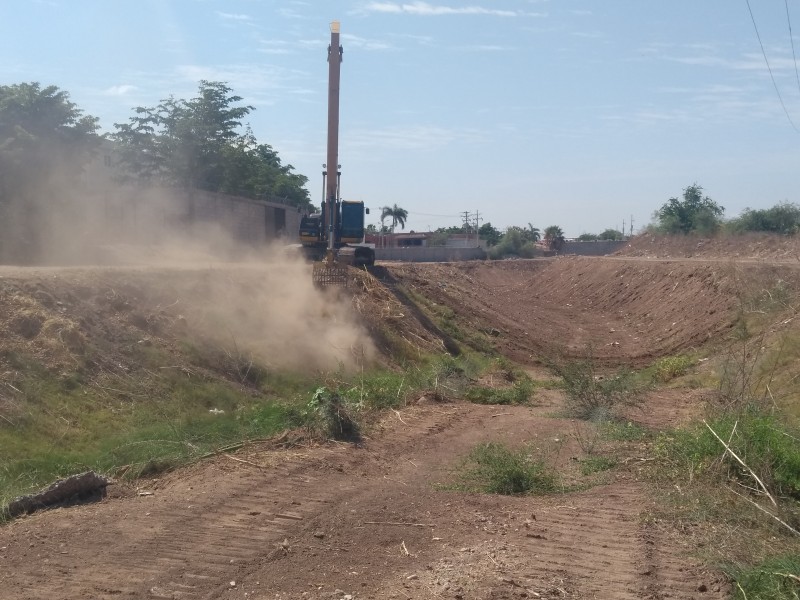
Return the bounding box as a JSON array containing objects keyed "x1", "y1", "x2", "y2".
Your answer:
[
  {"x1": 727, "y1": 202, "x2": 800, "y2": 235},
  {"x1": 306, "y1": 387, "x2": 360, "y2": 442},
  {"x1": 553, "y1": 358, "x2": 645, "y2": 420},
  {"x1": 652, "y1": 355, "x2": 694, "y2": 383},
  {"x1": 464, "y1": 379, "x2": 534, "y2": 405},
  {"x1": 457, "y1": 442, "x2": 557, "y2": 495}
]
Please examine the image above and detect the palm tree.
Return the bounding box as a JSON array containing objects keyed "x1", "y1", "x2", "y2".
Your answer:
[
  {"x1": 526, "y1": 223, "x2": 541, "y2": 243},
  {"x1": 380, "y1": 204, "x2": 409, "y2": 233},
  {"x1": 543, "y1": 225, "x2": 565, "y2": 252}
]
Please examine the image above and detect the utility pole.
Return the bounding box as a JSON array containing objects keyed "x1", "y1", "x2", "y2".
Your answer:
[
  {"x1": 622, "y1": 219, "x2": 626, "y2": 238},
  {"x1": 473, "y1": 210, "x2": 483, "y2": 247},
  {"x1": 461, "y1": 210, "x2": 471, "y2": 246},
  {"x1": 630, "y1": 215, "x2": 634, "y2": 238}
]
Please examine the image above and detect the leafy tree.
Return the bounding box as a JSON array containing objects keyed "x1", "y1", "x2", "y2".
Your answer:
[
  {"x1": 598, "y1": 228, "x2": 624, "y2": 241},
  {"x1": 577, "y1": 233, "x2": 599, "y2": 241},
  {"x1": 0, "y1": 82, "x2": 101, "y2": 261},
  {"x1": 488, "y1": 226, "x2": 540, "y2": 259},
  {"x1": 0, "y1": 82, "x2": 100, "y2": 205},
  {"x1": 478, "y1": 222, "x2": 502, "y2": 246},
  {"x1": 218, "y1": 129, "x2": 310, "y2": 209},
  {"x1": 381, "y1": 204, "x2": 408, "y2": 232},
  {"x1": 655, "y1": 184, "x2": 724, "y2": 235},
  {"x1": 543, "y1": 225, "x2": 566, "y2": 252},
  {"x1": 728, "y1": 202, "x2": 800, "y2": 235},
  {"x1": 113, "y1": 81, "x2": 310, "y2": 209}
]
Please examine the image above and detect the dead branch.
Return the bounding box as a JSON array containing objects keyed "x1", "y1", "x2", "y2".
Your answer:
[
  {"x1": 704, "y1": 420, "x2": 777, "y2": 506},
  {"x1": 224, "y1": 454, "x2": 269, "y2": 470},
  {"x1": 391, "y1": 409, "x2": 408, "y2": 425},
  {"x1": 383, "y1": 475, "x2": 408, "y2": 486},
  {"x1": 727, "y1": 486, "x2": 799, "y2": 537},
  {"x1": 769, "y1": 572, "x2": 800, "y2": 583}
]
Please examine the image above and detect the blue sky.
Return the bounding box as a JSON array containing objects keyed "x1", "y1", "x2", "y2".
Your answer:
[{"x1": 2, "y1": 1, "x2": 799, "y2": 236}]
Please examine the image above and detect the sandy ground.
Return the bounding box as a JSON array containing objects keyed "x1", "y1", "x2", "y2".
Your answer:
[{"x1": 0, "y1": 395, "x2": 726, "y2": 600}]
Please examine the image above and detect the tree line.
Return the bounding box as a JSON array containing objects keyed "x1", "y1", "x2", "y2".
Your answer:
[
  {"x1": 652, "y1": 184, "x2": 800, "y2": 236},
  {"x1": 0, "y1": 81, "x2": 312, "y2": 212}
]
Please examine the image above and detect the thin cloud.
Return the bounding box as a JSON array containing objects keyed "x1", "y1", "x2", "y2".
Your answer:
[
  {"x1": 259, "y1": 40, "x2": 293, "y2": 55},
  {"x1": 346, "y1": 124, "x2": 482, "y2": 151},
  {"x1": 363, "y1": 2, "x2": 519, "y2": 17},
  {"x1": 455, "y1": 44, "x2": 512, "y2": 52},
  {"x1": 174, "y1": 64, "x2": 313, "y2": 108},
  {"x1": 341, "y1": 33, "x2": 392, "y2": 50},
  {"x1": 571, "y1": 31, "x2": 605, "y2": 39},
  {"x1": 102, "y1": 84, "x2": 137, "y2": 96},
  {"x1": 216, "y1": 12, "x2": 252, "y2": 21}
]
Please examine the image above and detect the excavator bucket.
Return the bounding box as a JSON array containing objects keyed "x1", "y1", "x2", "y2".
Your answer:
[
  {"x1": 312, "y1": 251, "x2": 350, "y2": 287},
  {"x1": 312, "y1": 262, "x2": 349, "y2": 287}
]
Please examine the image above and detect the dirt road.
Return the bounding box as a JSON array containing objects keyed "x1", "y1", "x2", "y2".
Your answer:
[{"x1": 0, "y1": 396, "x2": 725, "y2": 600}]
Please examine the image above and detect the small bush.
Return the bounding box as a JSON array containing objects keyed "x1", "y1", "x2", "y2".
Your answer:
[
  {"x1": 727, "y1": 555, "x2": 800, "y2": 600},
  {"x1": 456, "y1": 442, "x2": 557, "y2": 495},
  {"x1": 305, "y1": 387, "x2": 360, "y2": 442},
  {"x1": 652, "y1": 355, "x2": 694, "y2": 383},
  {"x1": 465, "y1": 379, "x2": 534, "y2": 405},
  {"x1": 553, "y1": 358, "x2": 645, "y2": 420}
]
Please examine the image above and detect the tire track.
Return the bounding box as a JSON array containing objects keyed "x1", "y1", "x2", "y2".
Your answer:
[{"x1": 0, "y1": 405, "x2": 727, "y2": 600}]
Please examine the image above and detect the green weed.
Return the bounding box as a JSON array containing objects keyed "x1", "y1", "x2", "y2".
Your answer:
[
  {"x1": 0, "y1": 364, "x2": 310, "y2": 509},
  {"x1": 580, "y1": 456, "x2": 618, "y2": 476},
  {"x1": 651, "y1": 355, "x2": 695, "y2": 383},
  {"x1": 454, "y1": 442, "x2": 558, "y2": 495},
  {"x1": 464, "y1": 379, "x2": 534, "y2": 405},
  {"x1": 600, "y1": 420, "x2": 649, "y2": 442},
  {"x1": 727, "y1": 555, "x2": 800, "y2": 600},
  {"x1": 655, "y1": 410, "x2": 800, "y2": 500}
]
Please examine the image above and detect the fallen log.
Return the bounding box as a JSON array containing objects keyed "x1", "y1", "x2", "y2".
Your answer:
[{"x1": 5, "y1": 471, "x2": 113, "y2": 517}]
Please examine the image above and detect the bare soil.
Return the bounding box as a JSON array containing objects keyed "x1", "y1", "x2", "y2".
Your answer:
[
  {"x1": 0, "y1": 397, "x2": 726, "y2": 600},
  {"x1": 4, "y1": 244, "x2": 794, "y2": 599},
  {"x1": 384, "y1": 257, "x2": 792, "y2": 366}
]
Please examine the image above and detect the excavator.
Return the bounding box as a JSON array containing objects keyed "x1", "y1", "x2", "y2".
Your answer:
[{"x1": 299, "y1": 21, "x2": 375, "y2": 285}]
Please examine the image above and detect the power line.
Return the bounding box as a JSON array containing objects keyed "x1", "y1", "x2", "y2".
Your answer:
[
  {"x1": 785, "y1": 0, "x2": 800, "y2": 96},
  {"x1": 409, "y1": 211, "x2": 461, "y2": 218},
  {"x1": 745, "y1": 0, "x2": 799, "y2": 132}
]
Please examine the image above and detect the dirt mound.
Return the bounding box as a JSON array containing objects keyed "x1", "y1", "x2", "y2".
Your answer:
[
  {"x1": 0, "y1": 264, "x2": 426, "y2": 383},
  {"x1": 386, "y1": 257, "x2": 796, "y2": 366},
  {"x1": 617, "y1": 231, "x2": 800, "y2": 261}
]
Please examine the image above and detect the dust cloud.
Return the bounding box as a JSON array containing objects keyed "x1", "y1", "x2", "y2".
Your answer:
[
  {"x1": 0, "y1": 177, "x2": 376, "y2": 373},
  {"x1": 167, "y1": 250, "x2": 378, "y2": 374}
]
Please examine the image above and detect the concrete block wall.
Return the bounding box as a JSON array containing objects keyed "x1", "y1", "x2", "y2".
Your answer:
[
  {"x1": 376, "y1": 246, "x2": 487, "y2": 262},
  {"x1": 561, "y1": 240, "x2": 627, "y2": 256}
]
